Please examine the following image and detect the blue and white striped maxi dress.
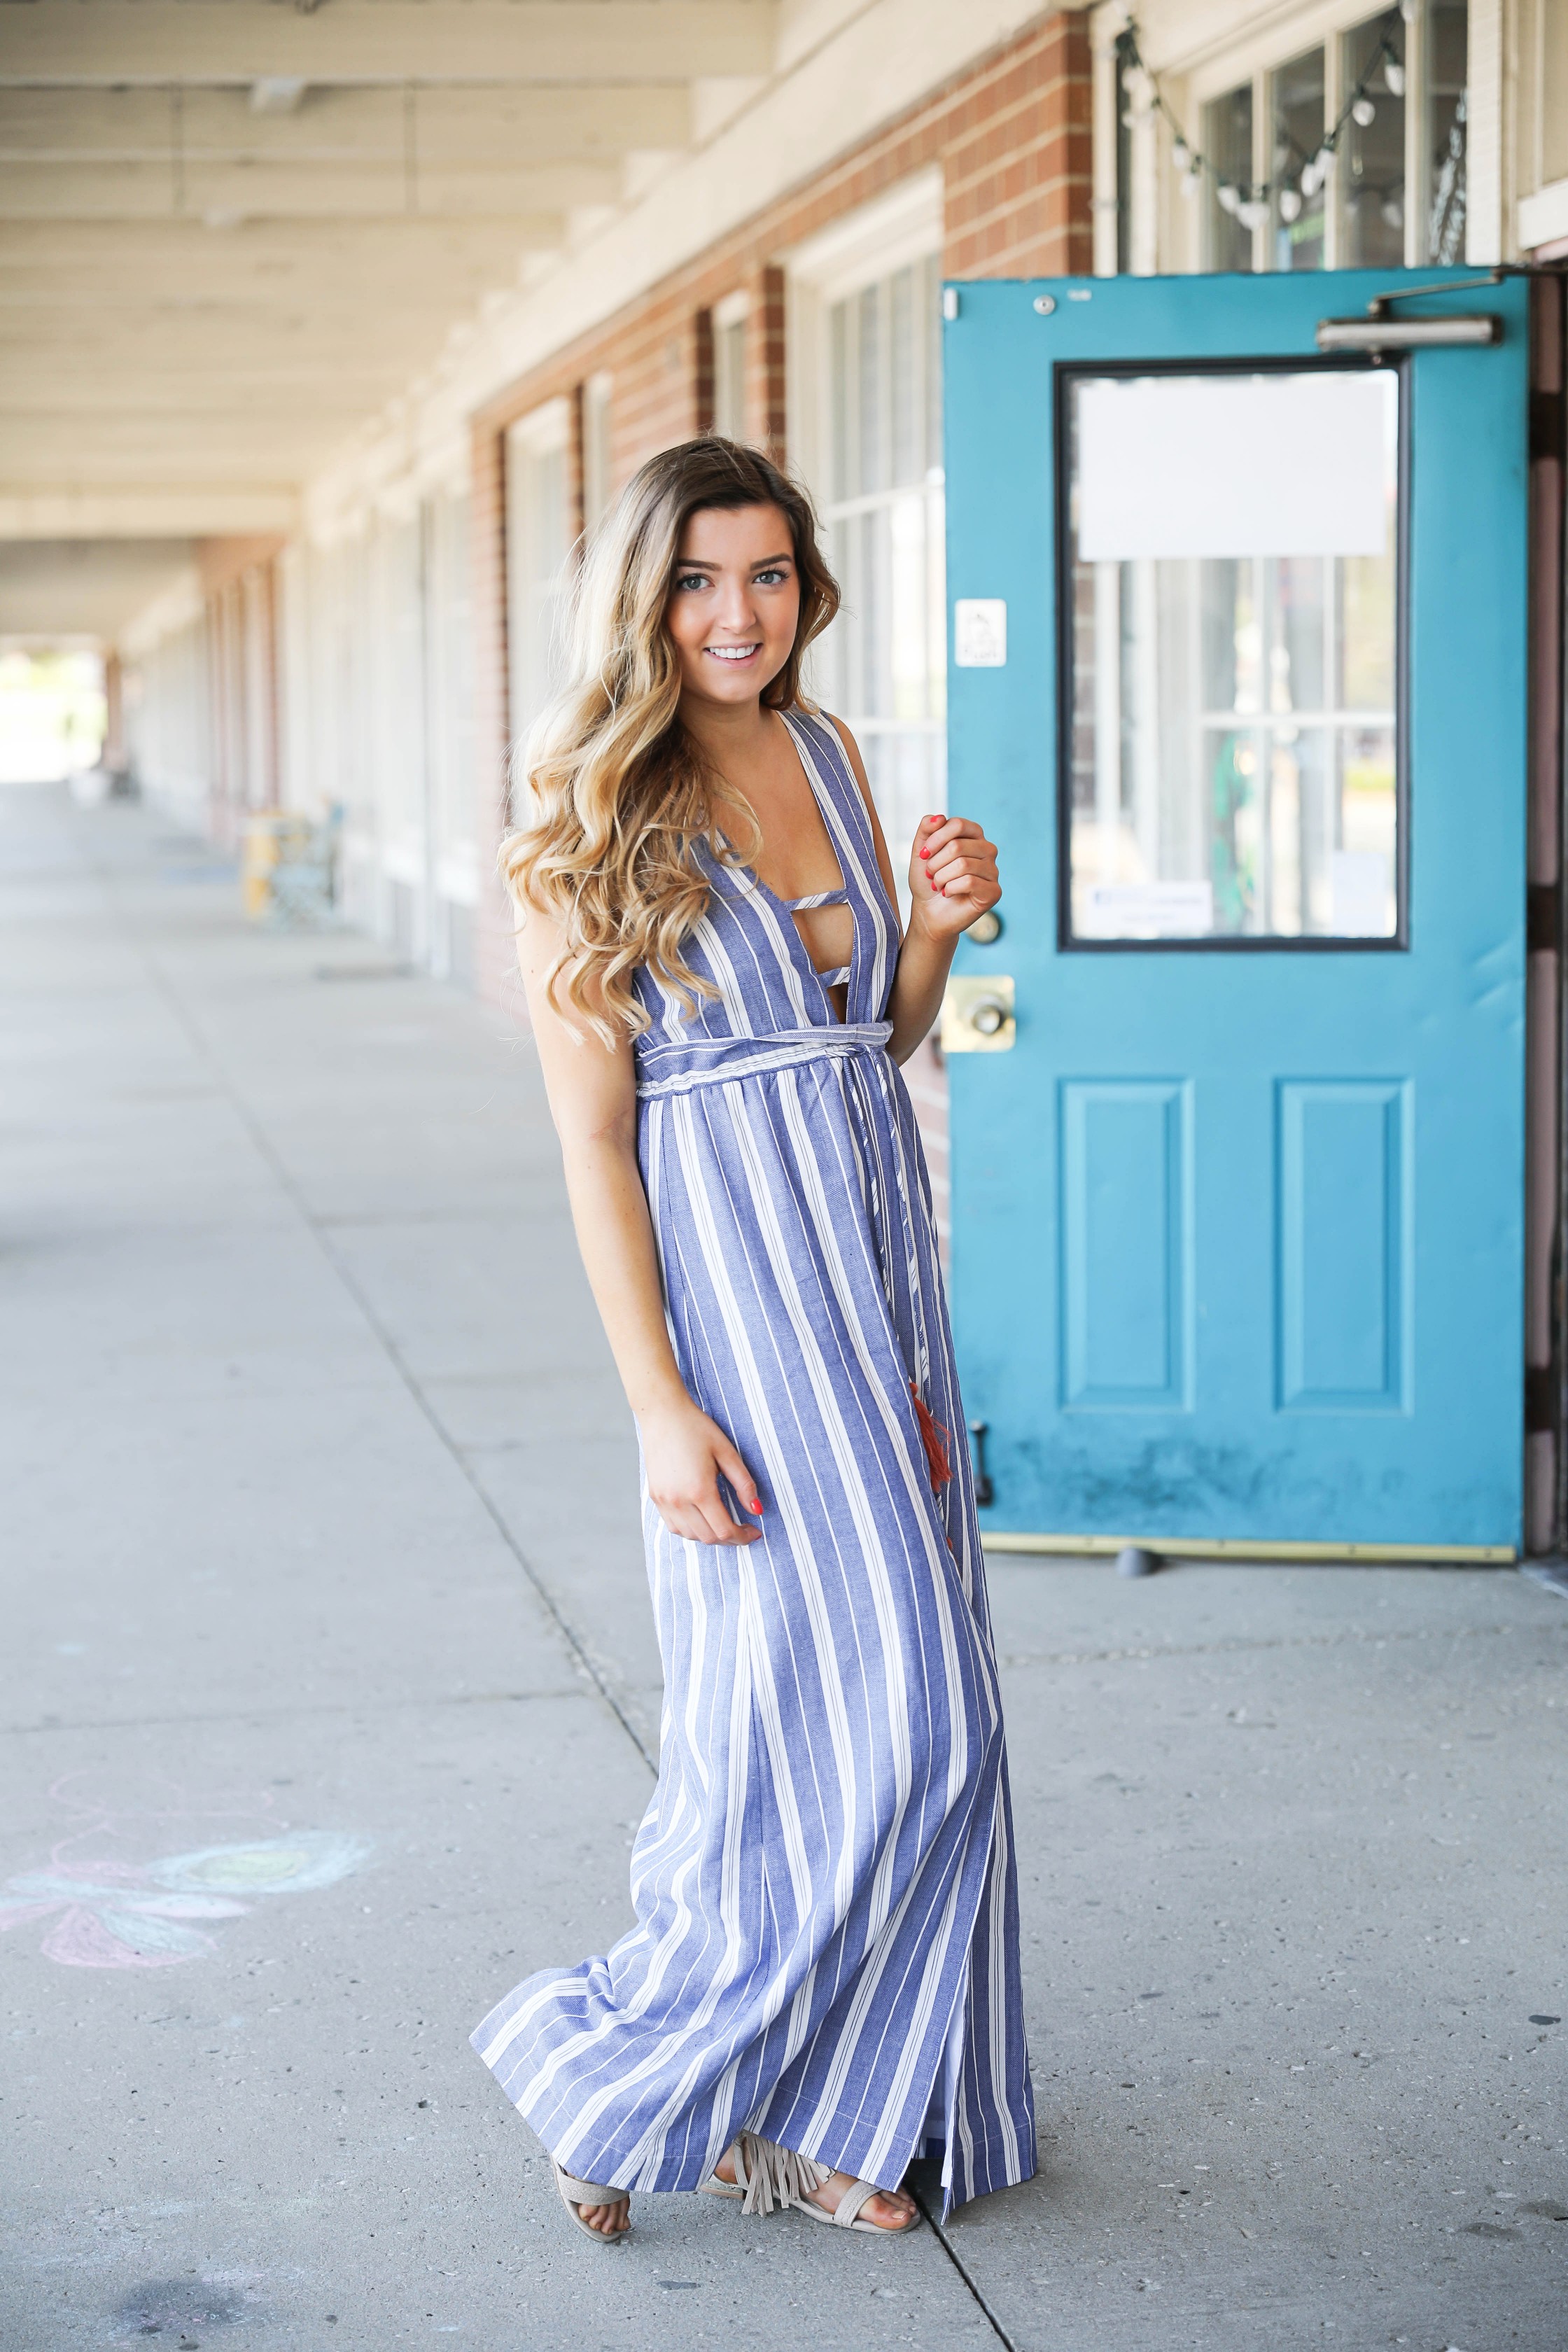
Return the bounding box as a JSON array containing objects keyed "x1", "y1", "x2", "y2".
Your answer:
[{"x1": 472, "y1": 710, "x2": 1035, "y2": 2216}]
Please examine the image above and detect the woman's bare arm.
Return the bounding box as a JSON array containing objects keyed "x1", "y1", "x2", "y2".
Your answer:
[
  {"x1": 515, "y1": 902, "x2": 762, "y2": 1546},
  {"x1": 827, "y1": 718, "x2": 1001, "y2": 1065}
]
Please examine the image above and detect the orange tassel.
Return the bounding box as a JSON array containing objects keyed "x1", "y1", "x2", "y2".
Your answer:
[{"x1": 910, "y1": 1382, "x2": 953, "y2": 1492}]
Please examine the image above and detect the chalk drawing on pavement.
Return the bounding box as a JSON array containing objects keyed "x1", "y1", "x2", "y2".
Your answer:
[{"x1": 0, "y1": 1777, "x2": 372, "y2": 1968}]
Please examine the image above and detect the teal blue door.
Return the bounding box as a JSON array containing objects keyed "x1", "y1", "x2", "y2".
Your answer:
[{"x1": 943, "y1": 269, "x2": 1530, "y2": 1558}]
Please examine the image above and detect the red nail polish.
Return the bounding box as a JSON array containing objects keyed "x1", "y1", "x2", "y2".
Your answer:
[{"x1": 750, "y1": 1499, "x2": 764, "y2": 1514}]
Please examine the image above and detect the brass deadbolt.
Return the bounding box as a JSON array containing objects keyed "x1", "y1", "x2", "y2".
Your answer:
[{"x1": 940, "y1": 974, "x2": 1016, "y2": 1054}]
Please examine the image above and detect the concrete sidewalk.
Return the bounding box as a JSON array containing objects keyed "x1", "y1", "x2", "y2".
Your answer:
[{"x1": 3, "y1": 783, "x2": 1566, "y2": 2352}]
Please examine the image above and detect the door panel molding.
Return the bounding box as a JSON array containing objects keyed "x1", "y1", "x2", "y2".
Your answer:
[
  {"x1": 1276, "y1": 1077, "x2": 1414, "y2": 1413},
  {"x1": 1060, "y1": 1078, "x2": 1194, "y2": 1410}
]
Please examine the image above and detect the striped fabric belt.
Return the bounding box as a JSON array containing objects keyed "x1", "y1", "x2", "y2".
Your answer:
[{"x1": 635, "y1": 1021, "x2": 894, "y2": 1100}]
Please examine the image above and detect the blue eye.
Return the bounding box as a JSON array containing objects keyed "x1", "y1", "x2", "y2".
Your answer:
[
  {"x1": 676, "y1": 571, "x2": 709, "y2": 592},
  {"x1": 755, "y1": 568, "x2": 788, "y2": 585}
]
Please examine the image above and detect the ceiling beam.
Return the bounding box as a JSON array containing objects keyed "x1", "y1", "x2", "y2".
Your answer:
[
  {"x1": 0, "y1": 216, "x2": 544, "y2": 268},
  {"x1": 0, "y1": 217, "x2": 554, "y2": 301},
  {"x1": 0, "y1": 166, "x2": 578, "y2": 227},
  {"x1": 0, "y1": 332, "x2": 451, "y2": 379},
  {"x1": 2, "y1": 416, "x2": 391, "y2": 470},
  {"x1": 0, "y1": 1, "x2": 778, "y2": 86},
  {"x1": 0, "y1": 357, "x2": 475, "y2": 392},
  {"x1": 0, "y1": 84, "x2": 692, "y2": 160},
  {"x1": 0, "y1": 493, "x2": 298, "y2": 538},
  {"x1": 0, "y1": 303, "x2": 512, "y2": 343}
]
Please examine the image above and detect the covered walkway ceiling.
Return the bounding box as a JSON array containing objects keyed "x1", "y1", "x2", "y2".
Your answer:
[{"x1": 0, "y1": 0, "x2": 780, "y2": 545}]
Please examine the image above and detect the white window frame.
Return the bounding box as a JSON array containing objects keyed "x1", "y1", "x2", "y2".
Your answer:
[
  {"x1": 505, "y1": 396, "x2": 572, "y2": 772},
  {"x1": 712, "y1": 289, "x2": 750, "y2": 441},
  {"x1": 582, "y1": 372, "x2": 613, "y2": 538},
  {"x1": 785, "y1": 170, "x2": 946, "y2": 878},
  {"x1": 785, "y1": 167, "x2": 944, "y2": 493},
  {"x1": 1105, "y1": 0, "x2": 1483, "y2": 276}
]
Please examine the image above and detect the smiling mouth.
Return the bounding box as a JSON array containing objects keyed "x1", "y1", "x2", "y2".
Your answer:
[{"x1": 705, "y1": 643, "x2": 760, "y2": 662}]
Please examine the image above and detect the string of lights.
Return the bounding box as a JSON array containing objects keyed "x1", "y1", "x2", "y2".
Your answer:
[{"x1": 1119, "y1": 6, "x2": 1411, "y2": 232}]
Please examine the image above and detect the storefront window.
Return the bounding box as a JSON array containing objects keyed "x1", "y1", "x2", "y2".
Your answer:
[
  {"x1": 818, "y1": 253, "x2": 946, "y2": 878},
  {"x1": 1270, "y1": 48, "x2": 1326, "y2": 272},
  {"x1": 1204, "y1": 82, "x2": 1254, "y2": 271},
  {"x1": 1163, "y1": 2, "x2": 1467, "y2": 279},
  {"x1": 1341, "y1": 13, "x2": 1407, "y2": 266}
]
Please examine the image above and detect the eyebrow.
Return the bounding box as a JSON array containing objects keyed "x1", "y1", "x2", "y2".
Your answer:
[{"x1": 675, "y1": 550, "x2": 794, "y2": 571}]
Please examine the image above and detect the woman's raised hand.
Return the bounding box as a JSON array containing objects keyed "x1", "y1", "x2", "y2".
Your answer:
[
  {"x1": 640, "y1": 1399, "x2": 764, "y2": 1546},
  {"x1": 909, "y1": 813, "x2": 1001, "y2": 941}
]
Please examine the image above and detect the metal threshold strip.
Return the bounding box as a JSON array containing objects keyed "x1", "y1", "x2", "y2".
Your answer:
[{"x1": 981, "y1": 1532, "x2": 1516, "y2": 1564}]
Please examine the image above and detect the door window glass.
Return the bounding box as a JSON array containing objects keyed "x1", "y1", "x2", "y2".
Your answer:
[
  {"x1": 817, "y1": 253, "x2": 945, "y2": 880},
  {"x1": 1061, "y1": 365, "x2": 1401, "y2": 946},
  {"x1": 1341, "y1": 13, "x2": 1407, "y2": 265},
  {"x1": 1204, "y1": 83, "x2": 1254, "y2": 270},
  {"x1": 1270, "y1": 49, "x2": 1326, "y2": 272}
]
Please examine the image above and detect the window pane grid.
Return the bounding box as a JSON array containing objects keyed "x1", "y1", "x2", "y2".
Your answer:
[
  {"x1": 1172, "y1": 6, "x2": 1466, "y2": 276},
  {"x1": 1204, "y1": 81, "x2": 1255, "y2": 270},
  {"x1": 1270, "y1": 48, "x2": 1326, "y2": 272},
  {"x1": 1340, "y1": 13, "x2": 1406, "y2": 265},
  {"x1": 818, "y1": 252, "x2": 946, "y2": 886}
]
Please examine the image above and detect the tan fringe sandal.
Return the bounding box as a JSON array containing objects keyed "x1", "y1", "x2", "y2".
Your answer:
[
  {"x1": 704, "y1": 2132, "x2": 923, "y2": 2234},
  {"x1": 553, "y1": 2159, "x2": 631, "y2": 2243}
]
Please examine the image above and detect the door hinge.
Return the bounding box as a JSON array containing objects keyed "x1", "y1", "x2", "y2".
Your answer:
[
  {"x1": 1526, "y1": 1365, "x2": 1557, "y2": 1435},
  {"x1": 1528, "y1": 881, "x2": 1560, "y2": 951},
  {"x1": 1531, "y1": 388, "x2": 1566, "y2": 462},
  {"x1": 967, "y1": 1419, "x2": 995, "y2": 1508}
]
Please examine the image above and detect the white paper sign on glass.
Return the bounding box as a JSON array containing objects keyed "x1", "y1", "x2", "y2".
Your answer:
[
  {"x1": 1076, "y1": 370, "x2": 1394, "y2": 563},
  {"x1": 954, "y1": 598, "x2": 1007, "y2": 666},
  {"x1": 1330, "y1": 850, "x2": 1393, "y2": 936},
  {"x1": 1079, "y1": 880, "x2": 1215, "y2": 938}
]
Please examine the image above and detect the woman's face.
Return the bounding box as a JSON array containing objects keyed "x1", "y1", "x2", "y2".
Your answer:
[{"x1": 665, "y1": 503, "x2": 801, "y2": 710}]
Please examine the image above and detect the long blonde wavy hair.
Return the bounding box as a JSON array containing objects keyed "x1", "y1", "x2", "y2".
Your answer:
[{"x1": 500, "y1": 437, "x2": 840, "y2": 1043}]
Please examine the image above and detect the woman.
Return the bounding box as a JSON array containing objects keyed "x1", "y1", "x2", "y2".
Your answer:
[{"x1": 471, "y1": 438, "x2": 1034, "y2": 2241}]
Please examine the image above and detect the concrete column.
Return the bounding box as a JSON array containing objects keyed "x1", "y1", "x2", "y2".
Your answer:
[
  {"x1": 102, "y1": 650, "x2": 125, "y2": 777},
  {"x1": 469, "y1": 416, "x2": 518, "y2": 1015}
]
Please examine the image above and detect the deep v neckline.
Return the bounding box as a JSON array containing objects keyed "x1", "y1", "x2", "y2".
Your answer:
[{"x1": 715, "y1": 713, "x2": 855, "y2": 1020}]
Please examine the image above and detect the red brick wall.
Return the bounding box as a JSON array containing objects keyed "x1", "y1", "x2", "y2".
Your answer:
[
  {"x1": 750, "y1": 264, "x2": 789, "y2": 456},
  {"x1": 943, "y1": 17, "x2": 1093, "y2": 276},
  {"x1": 470, "y1": 6, "x2": 1092, "y2": 1157}
]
